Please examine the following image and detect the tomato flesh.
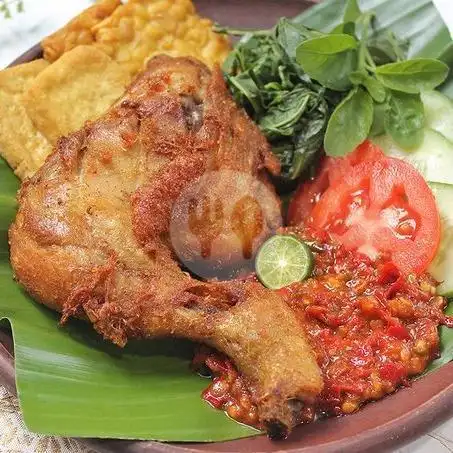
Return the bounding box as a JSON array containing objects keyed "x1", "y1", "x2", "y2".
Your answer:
[
  {"x1": 287, "y1": 157, "x2": 332, "y2": 225},
  {"x1": 310, "y1": 157, "x2": 440, "y2": 274},
  {"x1": 288, "y1": 141, "x2": 384, "y2": 226}
]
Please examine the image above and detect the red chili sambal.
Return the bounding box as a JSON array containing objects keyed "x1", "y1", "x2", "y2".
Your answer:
[{"x1": 194, "y1": 226, "x2": 451, "y2": 429}]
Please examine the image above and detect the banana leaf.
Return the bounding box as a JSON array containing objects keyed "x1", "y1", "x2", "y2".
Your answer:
[
  {"x1": 296, "y1": 0, "x2": 453, "y2": 96},
  {"x1": 0, "y1": 0, "x2": 452, "y2": 443},
  {"x1": 0, "y1": 158, "x2": 257, "y2": 441}
]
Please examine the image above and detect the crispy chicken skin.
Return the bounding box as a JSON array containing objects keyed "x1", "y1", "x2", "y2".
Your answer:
[{"x1": 9, "y1": 56, "x2": 322, "y2": 435}]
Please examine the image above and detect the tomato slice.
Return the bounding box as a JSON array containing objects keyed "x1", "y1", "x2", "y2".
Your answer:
[
  {"x1": 287, "y1": 157, "x2": 332, "y2": 225},
  {"x1": 329, "y1": 140, "x2": 384, "y2": 187},
  {"x1": 288, "y1": 141, "x2": 384, "y2": 226},
  {"x1": 310, "y1": 157, "x2": 441, "y2": 275}
]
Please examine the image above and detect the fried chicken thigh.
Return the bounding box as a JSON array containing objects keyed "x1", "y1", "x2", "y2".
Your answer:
[{"x1": 9, "y1": 56, "x2": 322, "y2": 436}]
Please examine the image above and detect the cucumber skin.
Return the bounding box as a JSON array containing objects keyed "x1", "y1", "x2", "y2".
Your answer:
[
  {"x1": 371, "y1": 90, "x2": 453, "y2": 296},
  {"x1": 428, "y1": 182, "x2": 453, "y2": 297},
  {"x1": 369, "y1": 137, "x2": 453, "y2": 296},
  {"x1": 422, "y1": 91, "x2": 453, "y2": 144},
  {"x1": 373, "y1": 129, "x2": 453, "y2": 185}
]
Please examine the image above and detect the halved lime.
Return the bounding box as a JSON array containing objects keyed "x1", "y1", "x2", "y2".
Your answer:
[{"x1": 255, "y1": 235, "x2": 314, "y2": 289}]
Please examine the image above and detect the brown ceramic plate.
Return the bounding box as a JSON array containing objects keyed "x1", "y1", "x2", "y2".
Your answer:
[{"x1": 4, "y1": 0, "x2": 453, "y2": 452}]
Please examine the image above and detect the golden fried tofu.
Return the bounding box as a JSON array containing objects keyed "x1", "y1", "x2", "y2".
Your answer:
[
  {"x1": 0, "y1": 60, "x2": 52, "y2": 179},
  {"x1": 0, "y1": 59, "x2": 48, "y2": 93},
  {"x1": 22, "y1": 46, "x2": 130, "y2": 145},
  {"x1": 41, "y1": 0, "x2": 231, "y2": 75},
  {"x1": 42, "y1": 0, "x2": 121, "y2": 62},
  {"x1": 3, "y1": 0, "x2": 231, "y2": 181}
]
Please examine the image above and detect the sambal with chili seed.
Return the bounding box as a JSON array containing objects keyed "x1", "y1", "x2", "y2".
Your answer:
[{"x1": 194, "y1": 226, "x2": 452, "y2": 432}]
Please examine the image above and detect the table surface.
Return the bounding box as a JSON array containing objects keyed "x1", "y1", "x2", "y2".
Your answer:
[{"x1": 0, "y1": 1, "x2": 453, "y2": 452}]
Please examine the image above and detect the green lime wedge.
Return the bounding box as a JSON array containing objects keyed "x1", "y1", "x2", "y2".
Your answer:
[{"x1": 255, "y1": 235, "x2": 314, "y2": 290}]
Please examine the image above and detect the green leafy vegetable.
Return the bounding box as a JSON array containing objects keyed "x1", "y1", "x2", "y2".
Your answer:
[
  {"x1": 367, "y1": 32, "x2": 409, "y2": 65},
  {"x1": 384, "y1": 91, "x2": 425, "y2": 149},
  {"x1": 369, "y1": 101, "x2": 387, "y2": 137},
  {"x1": 219, "y1": 0, "x2": 451, "y2": 163},
  {"x1": 275, "y1": 18, "x2": 321, "y2": 59},
  {"x1": 296, "y1": 34, "x2": 358, "y2": 91},
  {"x1": 269, "y1": 93, "x2": 328, "y2": 179},
  {"x1": 376, "y1": 59, "x2": 449, "y2": 93},
  {"x1": 349, "y1": 71, "x2": 386, "y2": 102},
  {"x1": 218, "y1": 20, "x2": 330, "y2": 181},
  {"x1": 324, "y1": 87, "x2": 374, "y2": 156},
  {"x1": 331, "y1": 21, "x2": 356, "y2": 36}
]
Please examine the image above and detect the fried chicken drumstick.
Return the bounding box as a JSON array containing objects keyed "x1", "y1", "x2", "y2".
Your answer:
[{"x1": 9, "y1": 56, "x2": 322, "y2": 436}]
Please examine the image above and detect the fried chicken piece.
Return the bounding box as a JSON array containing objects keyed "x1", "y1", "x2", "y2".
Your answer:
[{"x1": 9, "y1": 56, "x2": 322, "y2": 436}]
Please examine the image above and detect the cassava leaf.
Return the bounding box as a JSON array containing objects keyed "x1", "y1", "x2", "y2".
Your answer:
[
  {"x1": 226, "y1": 71, "x2": 263, "y2": 114},
  {"x1": 259, "y1": 87, "x2": 311, "y2": 137},
  {"x1": 289, "y1": 102, "x2": 328, "y2": 179}
]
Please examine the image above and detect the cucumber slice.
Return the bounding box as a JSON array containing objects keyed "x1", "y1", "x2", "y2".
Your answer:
[
  {"x1": 373, "y1": 129, "x2": 453, "y2": 185},
  {"x1": 428, "y1": 182, "x2": 453, "y2": 297},
  {"x1": 421, "y1": 91, "x2": 453, "y2": 143}
]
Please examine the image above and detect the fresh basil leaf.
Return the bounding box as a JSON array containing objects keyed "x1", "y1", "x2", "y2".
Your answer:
[
  {"x1": 384, "y1": 91, "x2": 425, "y2": 149},
  {"x1": 349, "y1": 71, "x2": 366, "y2": 85},
  {"x1": 324, "y1": 87, "x2": 373, "y2": 156},
  {"x1": 369, "y1": 101, "x2": 388, "y2": 137},
  {"x1": 331, "y1": 21, "x2": 355, "y2": 36},
  {"x1": 275, "y1": 18, "x2": 321, "y2": 59},
  {"x1": 349, "y1": 71, "x2": 386, "y2": 102},
  {"x1": 296, "y1": 34, "x2": 358, "y2": 91},
  {"x1": 343, "y1": 0, "x2": 361, "y2": 23},
  {"x1": 365, "y1": 79, "x2": 385, "y2": 101},
  {"x1": 296, "y1": 33, "x2": 358, "y2": 56},
  {"x1": 375, "y1": 58, "x2": 449, "y2": 93}
]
